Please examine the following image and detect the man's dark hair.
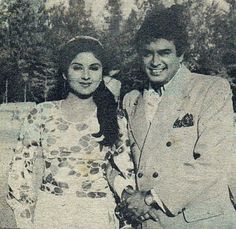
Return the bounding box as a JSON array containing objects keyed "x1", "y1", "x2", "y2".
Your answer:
[
  {"x1": 222, "y1": 50, "x2": 236, "y2": 67},
  {"x1": 135, "y1": 5, "x2": 189, "y2": 57}
]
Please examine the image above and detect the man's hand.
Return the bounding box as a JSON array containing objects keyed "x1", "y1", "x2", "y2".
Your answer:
[
  {"x1": 120, "y1": 190, "x2": 152, "y2": 222},
  {"x1": 116, "y1": 188, "x2": 159, "y2": 225},
  {"x1": 115, "y1": 186, "x2": 134, "y2": 220},
  {"x1": 147, "y1": 208, "x2": 159, "y2": 222},
  {"x1": 121, "y1": 186, "x2": 135, "y2": 201}
]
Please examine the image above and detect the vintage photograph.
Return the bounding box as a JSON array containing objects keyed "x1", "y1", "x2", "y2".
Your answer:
[{"x1": 0, "y1": 0, "x2": 235, "y2": 228}]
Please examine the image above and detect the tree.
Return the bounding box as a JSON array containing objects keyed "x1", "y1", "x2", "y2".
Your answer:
[
  {"x1": 180, "y1": 0, "x2": 235, "y2": 75},
  {"x1": 0, "y1": 0, "x2": 96, "y2": 103},
  {"x1": 0, "y1": 0, "x2": 58, "y2": 103},
  {"x1": 46, "y1": 0, "x2": 96, "y2": 45},
  {"x1": 1, "y1": 0, "x2": 235, "y2": 102}
]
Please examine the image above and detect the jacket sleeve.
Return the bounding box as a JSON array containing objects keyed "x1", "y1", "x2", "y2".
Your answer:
[
  {"x1": 106, "y1": 114, "x2": 135, "y2": 198},
  {"x1": 154, "y1": 77, "x2": 235, "y2": 215},
  {"x1": 6, "y1": 106, "x2": 45, "y2": 227}
]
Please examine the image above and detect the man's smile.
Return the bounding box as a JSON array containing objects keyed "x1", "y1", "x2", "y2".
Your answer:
[{"x1": 148, "y1": 66, "x2": 167, "y2": 76}]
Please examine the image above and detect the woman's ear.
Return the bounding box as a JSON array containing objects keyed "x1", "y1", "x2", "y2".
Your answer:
[
  {"x1": 62, "y1": 73, "x2": 67, "y2": 80},
  {"x1": 179, "y1": 53, "x2": 184, "y2": 63},
  {"x1": 108, "y1": 70, "x2": 120, "y2": 77},
  {"x1": 103, "y1": 76, "x2": 121, "y2": 99}
]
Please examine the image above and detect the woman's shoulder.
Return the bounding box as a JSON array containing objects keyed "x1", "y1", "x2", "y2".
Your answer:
[
  {"x1": 34, "y1": 100, "x2": 61, "y2": 112},
  {"x1": 26, "y1": 100, "x2": 62, "y2": 121},
  {"x1": 36, "y1": 100, "x2": 61, "y2": 109}
]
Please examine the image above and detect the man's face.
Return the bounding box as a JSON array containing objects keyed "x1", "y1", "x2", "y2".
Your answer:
[{"x1": 141, "y1": 38, "x2": 183, "y2": 85}]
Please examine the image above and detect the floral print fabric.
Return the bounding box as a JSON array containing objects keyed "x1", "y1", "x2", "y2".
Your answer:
[{"x1": 7, "y1": 101, "x2": 134, "y2": 229}]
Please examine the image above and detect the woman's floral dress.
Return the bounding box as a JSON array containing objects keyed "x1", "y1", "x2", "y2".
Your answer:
[{"x1": 7, "y1": 101, "x2": 134, "y2": 229}]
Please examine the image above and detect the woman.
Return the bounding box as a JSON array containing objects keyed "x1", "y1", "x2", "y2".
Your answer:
[{"x1": 7, "y1": 36, "x2": 134, "y2": 229}]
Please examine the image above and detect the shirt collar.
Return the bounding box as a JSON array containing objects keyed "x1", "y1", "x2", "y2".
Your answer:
[{"x1": 145, "y1": 64, "x2": 183, "y2": 96}]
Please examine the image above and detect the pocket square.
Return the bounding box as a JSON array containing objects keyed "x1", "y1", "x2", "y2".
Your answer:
[{"x1": 173, "y1": 113, "x2": 194, "y2": 128}]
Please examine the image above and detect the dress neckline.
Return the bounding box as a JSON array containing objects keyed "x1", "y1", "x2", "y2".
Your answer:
[{"x1": 58, "y1": 100, "x2": 97, "y2": 124}]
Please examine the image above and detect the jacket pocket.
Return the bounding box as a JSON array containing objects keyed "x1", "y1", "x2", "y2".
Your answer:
[{"x1": 182, "y1": 197, "x2": 224, "y2": 223}]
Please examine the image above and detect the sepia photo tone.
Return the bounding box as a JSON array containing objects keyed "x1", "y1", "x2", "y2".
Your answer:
[{"x1": 0, "y1": 0, "x2": 235, "y2": 228}]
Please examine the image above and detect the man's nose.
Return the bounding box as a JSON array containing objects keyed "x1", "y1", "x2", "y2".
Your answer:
[{"x1": 150, "y1": 54, "x2": 161, "y2": 67}]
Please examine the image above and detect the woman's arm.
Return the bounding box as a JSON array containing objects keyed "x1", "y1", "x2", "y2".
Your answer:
[
  {"x1": 6, "y1": 106, "x2": 45, "y2": 228},
  {"x1": 106, "y1": 114, "x2": 135, "y2": 199}
]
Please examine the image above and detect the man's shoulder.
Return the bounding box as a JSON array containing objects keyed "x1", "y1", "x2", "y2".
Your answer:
[
  {"x1": 189, "y1": 71, "x2": 230, "y2": 92},
  {"x1": 191, "y1": 71, "x2": 228, "y2": 85}
]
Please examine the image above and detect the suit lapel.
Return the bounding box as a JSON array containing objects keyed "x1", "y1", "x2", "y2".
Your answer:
[
  {"x1": 128, "y1": 94, "x2": 150, "y2": 152},
  {"x1": 155, "y1": 67, "x2": 192, "y2": 127},
  {"x1": 140, "y1": 66, "x2": 194, "y2": 164}
]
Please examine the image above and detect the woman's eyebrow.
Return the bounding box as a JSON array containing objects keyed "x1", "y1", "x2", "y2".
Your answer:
[
  {"x1": 90, "y1": 63, "x2": 102, "y2": 66},
  {"x1": 71, "y1": 62, "x2": 83, "y2": 65}
]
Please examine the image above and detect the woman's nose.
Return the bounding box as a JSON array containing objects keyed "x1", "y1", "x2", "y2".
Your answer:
[{"x1": 82, "y1": 69, "x2": 90, "y2": 80}]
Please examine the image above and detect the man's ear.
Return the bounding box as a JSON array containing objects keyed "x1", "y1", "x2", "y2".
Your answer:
[{"x1": 62, "y1": 73, "x2": 67, "y2": 80}]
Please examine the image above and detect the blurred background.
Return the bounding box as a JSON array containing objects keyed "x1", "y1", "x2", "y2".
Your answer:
[{"x1": 0, "y1": 0, "x2": 235, "y2": 108}]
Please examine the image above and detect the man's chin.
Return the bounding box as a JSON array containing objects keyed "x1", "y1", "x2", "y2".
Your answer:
[{"x1": 148, "y1": 75, "x2": 166, "y2": 84}]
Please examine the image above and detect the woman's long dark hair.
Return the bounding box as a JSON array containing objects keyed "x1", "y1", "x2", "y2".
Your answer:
[
  {"x1": 92, "y1": 81, "x2": 119, "y2": 146},
  {"x1": 58, "y1": 36, "x2": 119, "y2": 147}
]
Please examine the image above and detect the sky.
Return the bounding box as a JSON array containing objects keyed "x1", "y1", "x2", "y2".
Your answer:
[
  {"x1": 0, "y1": 0, "x2": 229, "y2": 31},
  {"x1": 0, "y1": 0, "x2": 229, "y2": 11},
  {"x1": 44, "y1": 0, "x2": 230, "y2": 31},
  {"x1": 45, "y1": 0, "x2": 230, "y2": 13}
]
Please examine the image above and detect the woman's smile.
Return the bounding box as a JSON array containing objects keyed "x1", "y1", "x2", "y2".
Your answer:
[
  {"x1": 79, "y1": 82, "x2": 92, "y2": 87},
  {"x1": 67, "y1": 52, "x2": 103, "y2": 95}
]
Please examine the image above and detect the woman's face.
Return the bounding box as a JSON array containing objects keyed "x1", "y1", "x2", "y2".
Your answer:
[{"x1": 67, "y1": 52, "x2": 103, "y2": 96}]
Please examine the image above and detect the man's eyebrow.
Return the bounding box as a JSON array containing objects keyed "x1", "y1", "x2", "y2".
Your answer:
[
  {"x1": 141, "y1": 48, "x2": 152, "y2": 53},
  {"x1": 157, "y1": 49, "x2": 172, "y2": 53},
  {"x1": 142, "y1": 48, "x2": 172, "y2": 52}
]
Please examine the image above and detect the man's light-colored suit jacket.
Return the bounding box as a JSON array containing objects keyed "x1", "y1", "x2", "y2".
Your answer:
[{"x1": 124, "y1": 66, "x2": 236, "y2": 229}]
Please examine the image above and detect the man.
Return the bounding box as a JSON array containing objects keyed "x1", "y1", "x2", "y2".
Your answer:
[
  {"x1": 120, "y1": 5, "x2": 236, "y2": 229},
  {"x1": 222, "y1": 50, "x2": 236, "y2": 207},
  {"x1": 222, "y1": 50, "x2": 236, "y2": 112}
]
